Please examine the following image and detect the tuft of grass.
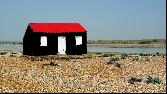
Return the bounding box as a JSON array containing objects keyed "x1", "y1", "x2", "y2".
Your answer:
[
  {"x1": 139, "y1": 53, "x2": 144, "y2": 56},
  {"x1": 0, "y1": 52, "x2": 7, "y2": 55},
  {"x1": 11, "y1": 52, "x2": 17, "y2": 54},
  {"x1": 115, "y1": 63, "x2": 121, "y2": 68},
  {"x1": 145, "y1": 76, "x2": 161, "y2": 84},
  {"x1": 96, "y1": 52, "x2": 101, "y2": 55},
  {"x1": 42, "y1": 61, "x2": 60, "y2": 68},
  {"x1": 10, "y1": 54, "x2": 16, "y2": 57},
  {"x1": 110, "y1": 54, "x2": 114, "y2": 57},
  {"x1": 121, "y1": 53, "x2": 128, "y2": 59},
  {"x1": 145, "y1": 57, "x2": 150, "y2": 62},
  {"x1": 128, "y1": 77, "x2": 142, "y2": 84},
  {"x1": 156, "y1": 52, "x2": 160, "y2": 56},
  {"x1": 153, "y1": 54, "x2": 156, "y2": 57},
  {"x1": 49, "y1": 62, "x2": 59, "y2": 66},
  {"x1": 139, "y1": 53, "x2": 150, "y2": 56},
  {"x1": 102, "y1": 54, "x2": 110, "y2": 57},
  {"x1": 107, "y1": 56, "x2": 119, "y2": 64},
  {"x1": 132, "y1": 56, "x2": 139, "y2": 61}
]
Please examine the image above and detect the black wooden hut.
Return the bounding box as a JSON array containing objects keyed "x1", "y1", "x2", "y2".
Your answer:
[{"x1": 23, "y1": 23, "x2": 87, "y2": 56}]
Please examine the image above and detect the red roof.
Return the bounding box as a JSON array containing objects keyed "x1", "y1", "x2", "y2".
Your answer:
[{"x1": 28, "y1": 23, "x2": 86, "y2": 33}]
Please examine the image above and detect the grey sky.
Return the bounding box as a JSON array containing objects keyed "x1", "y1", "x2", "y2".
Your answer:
[{"x1": 0, "y1": 0, "x2": 166, "y2": 41}]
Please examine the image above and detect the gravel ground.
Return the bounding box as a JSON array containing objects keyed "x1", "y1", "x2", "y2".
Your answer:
[{"x1": 0, "y1": 52, "x2": 166, "y2": 93}]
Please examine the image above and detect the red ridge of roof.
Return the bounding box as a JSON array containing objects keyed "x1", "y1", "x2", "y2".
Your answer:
[{"x1": 28, "y1": 23, "x2": 86, "y2": 33}]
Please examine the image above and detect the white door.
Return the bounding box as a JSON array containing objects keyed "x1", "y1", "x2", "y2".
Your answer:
[{"x1": 58, "y1": 36, "x2": 66, "y2": 54}]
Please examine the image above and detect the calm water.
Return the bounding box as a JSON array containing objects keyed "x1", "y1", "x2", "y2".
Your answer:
[
  {"x1": 0, "y1": 44, "x2": 23, "y2": 52},
  {"x1": 87, "y1": 46, "x2": 166, "y2": 54},
  {"x1": 0, "y1": 44, "x2": 166, "y2": 54}
]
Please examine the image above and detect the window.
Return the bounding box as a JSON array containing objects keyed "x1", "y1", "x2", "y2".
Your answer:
[
  {"x1": 75, "y1": 36, "x2": 82, "y2": 45},
  {"x1": 40, "y1": 36, "x2": 47, "y2": 46}
]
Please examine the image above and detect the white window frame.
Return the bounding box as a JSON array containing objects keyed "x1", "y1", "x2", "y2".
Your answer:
[
  {"x1": 75, "y1": 36, "x2": 82, "y2": 45},
  {"x1": 40, "y1": 36, "x2": 47, "y2": 46}
]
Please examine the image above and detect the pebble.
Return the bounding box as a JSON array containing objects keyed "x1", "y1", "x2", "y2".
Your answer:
[{"x1": 0, "y1": 52, "x2": 166, "y2": 93}]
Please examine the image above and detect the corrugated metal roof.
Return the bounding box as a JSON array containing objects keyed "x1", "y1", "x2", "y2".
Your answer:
[{"x1": 28, "y1": 23, "x2": 86, "y2": 33}]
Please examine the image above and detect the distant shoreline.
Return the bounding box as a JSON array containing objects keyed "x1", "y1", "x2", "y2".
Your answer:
[
  {"x1": 88, "y1": 44, "x2": 166, "y2": 48},
  {"x1": 0, "y1": 39, "x2": 166, "y2": 45},
  {"x1": 0, "y1": 39, "x2": 166, "y2": 48},
  {"x1": 0, "y1": 43, "x2": 166, "y2": 48}
]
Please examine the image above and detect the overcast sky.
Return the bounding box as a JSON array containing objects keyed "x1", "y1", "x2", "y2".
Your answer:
[{"x1": 0, "y1": 0, "x2": 166, "y2": 41}]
